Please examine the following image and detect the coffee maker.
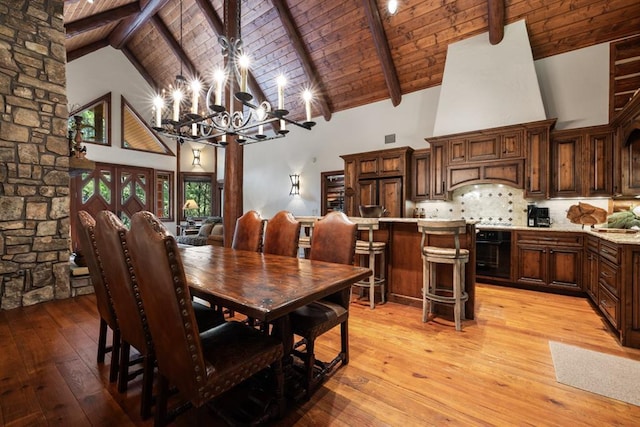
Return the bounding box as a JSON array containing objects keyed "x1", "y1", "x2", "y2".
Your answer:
[{"x1": 527, "y1": 204, "x2": 551, "y2": 227}]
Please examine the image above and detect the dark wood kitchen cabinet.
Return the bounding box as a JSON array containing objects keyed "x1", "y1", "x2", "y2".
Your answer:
[
  {"x1": 411, "y1": 148, "x2": 430, "y2": 201},
  {"x1": 341, "y1": 146, "x2": 412, "y2": 217},
  {"x1": 585, "y1": 235, "x2": 599, "y2": 302},
  {"x1": 426, "y1": 119, "x2": 555, "y2": 199},
  {"x1": 549, "y1": 125, "x2": 613, "y2": 198},
  {"x1": 612, "y1": 92, "x2": 640, "y2": 196},
  {"x1": 429, "y1": 141, "x2": 448, "y2": 200},
  {"x1": 514, "y1": 230, "x2": 583, "y2": 294}
]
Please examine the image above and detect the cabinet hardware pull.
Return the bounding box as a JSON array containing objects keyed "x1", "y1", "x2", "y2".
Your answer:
[{"x1": 441, "y1": 181, "x2": 445, "y2": 193}]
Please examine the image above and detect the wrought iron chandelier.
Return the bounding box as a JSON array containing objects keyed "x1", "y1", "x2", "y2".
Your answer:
[{"x1": 151, "y1": 1, "x2": 315, "y2": 147}]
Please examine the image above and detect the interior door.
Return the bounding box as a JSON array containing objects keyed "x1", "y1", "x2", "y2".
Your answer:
[{"x1": 71, "y1": 162, "x2": 153, "y2": 251}]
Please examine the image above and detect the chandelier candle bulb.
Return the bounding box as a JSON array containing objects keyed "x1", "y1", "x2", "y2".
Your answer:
[
  {"x1": 172, "y1": 89, "x2": 182, "y2": 122},
  {"x1": 277, "y1": 75, "x2": 286, "y2": 110},
  {"x1": 191, "y1": 81, "x2": 200, "y2": 114},
  {"x1": 239, "y1": 55, "x2": 249, "y2": 93},
  {"x1": 153, "y1": 96, "x2": 164, "y2": 127},
  {"x1": 214, "y1": 69, "x2": 225, "y2": 106},
  {"x1": 303, "y1": 90, "x2": 312, "y2": 122}
]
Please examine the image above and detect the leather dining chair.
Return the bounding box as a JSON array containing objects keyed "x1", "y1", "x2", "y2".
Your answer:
[
  {"x1": 231, "y1": 210, "x2": 266, "y2": 252},
  {"x1": 263, "y1": 210, "x2": 301, "y2": 257},
  {"x1": 289, "y1": 211, "x2": 358, "y2": 399},
  {"x1": 127, "y1": 211, "x2": 285, "y2": 426},
  {"x1": 77, "y1": 211, "x2": 121, "y2": 384},
  {"x1": 94, "y1": 211, "x2": 225, "y2": 419}
]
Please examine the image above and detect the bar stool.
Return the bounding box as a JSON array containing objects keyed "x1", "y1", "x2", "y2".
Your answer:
[
  {"x1": 418, "y1": 219, "x2": 469, "y2": 331},
  {"x1": 354, "y1": 220, "x2": 386, "y2": 309},
  {"x1": 297, "y1": 217, "x2": 317, "y2": 258}
]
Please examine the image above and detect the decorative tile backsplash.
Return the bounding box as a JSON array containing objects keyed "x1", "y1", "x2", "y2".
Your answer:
[{"x1": 415, "y1": 184, "x2": 610, "y2": 228}]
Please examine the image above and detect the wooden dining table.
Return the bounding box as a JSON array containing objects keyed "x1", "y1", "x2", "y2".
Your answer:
[{"x1": 179, "y1": 245, "x2": 372, "y2": 354}]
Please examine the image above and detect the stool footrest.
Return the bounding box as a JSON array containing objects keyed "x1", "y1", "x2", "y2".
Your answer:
[
  {"x1": 423, "y1": 287, "x2": 469, "y2": 304},
  {"x1": 353, "y1": 277, "x2": 385, "y2": 287}
]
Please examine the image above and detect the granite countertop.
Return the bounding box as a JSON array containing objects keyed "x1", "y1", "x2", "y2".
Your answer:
[{"x1": 477, "y1": 223, "x2": 640, "y2": 245}]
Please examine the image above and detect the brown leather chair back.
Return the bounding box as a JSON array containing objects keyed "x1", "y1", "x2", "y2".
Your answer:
[
  {"x1": 127, "y1": 211, "x2": 206, "y2": 402},
  {"x1": 95, "y1": 210, "x2": 151, "y2": 353},
  {"x1": 231, "y1": 210, "x2": 265, "y2": 252},
  {"x1": 77, "y1": 211, "x2": 117, "y2": 329},
  {"x1": 263, "y1": 211, "x2": 301, "y2": 257},
  {"x1": 310, "y1": 211, "x2": 357, "y2": 265},
  {"x1": 309, "y1": 211, "x2": 357, "y2": 307}
]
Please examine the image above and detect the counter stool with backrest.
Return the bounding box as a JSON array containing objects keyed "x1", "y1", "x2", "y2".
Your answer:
[
  {"x1": 418, "y1": 219, "x2": 469, "y2": 331},
  {"x1": 296, "y1": 217, "x2": 316, "y2": 259},
  {"x1": 353, "y1": 220, "x2": 386, "y2": 309}
]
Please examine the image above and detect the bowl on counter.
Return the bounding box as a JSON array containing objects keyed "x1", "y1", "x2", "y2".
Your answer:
[{"x1": 359, "y1": 205, "x2": 387, "y2": 218}]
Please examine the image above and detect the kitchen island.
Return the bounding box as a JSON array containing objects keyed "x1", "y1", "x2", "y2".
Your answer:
[{"x1": 297, "y1": 216, "x2": 477, "y2": 321}]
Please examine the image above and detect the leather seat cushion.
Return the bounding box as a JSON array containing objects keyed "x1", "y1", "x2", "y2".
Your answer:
[
  {"x1": 290, "y1": 299, "x2": 348, "y2": 339},
  {"x1": 193, "y1": 301, "x2": 226, "y2": 331}
]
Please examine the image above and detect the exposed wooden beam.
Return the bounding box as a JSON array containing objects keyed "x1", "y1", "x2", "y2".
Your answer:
[
  {"x1": 150, "y1": 14, "x2": 196, "y2": 78},
  {"x1": 271, "y1": 0, "x2": 332, "y2": 122},
  {"x1": 193, "y1": 0, "x2": 268, "y2": 106},
  {"x1": 108, "y1": 0, "x2": 170, "y2": 49},
  {"x1": 488, "y1": 0, "x2": 505, "y2": 45},
  {"x1": 64, "y1": 3, "x2": 141, "y2": 38},
  {"x1": 66, "y1": 38, "x2": 109, "y2": 62},
  {"x1": 121, "y1": 46, "x2": 159, "y2": 92},
  {"x1": 362, "y1": 0, "x2": 401, "y2": 107}
]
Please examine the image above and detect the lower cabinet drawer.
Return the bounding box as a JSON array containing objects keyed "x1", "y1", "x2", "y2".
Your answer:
[
  {"x1": 598, "y1": 284, "x2": 619, "y2": 329},
  {"x1": 599, "y1": 258, "x2": 619, "y2": 296}
]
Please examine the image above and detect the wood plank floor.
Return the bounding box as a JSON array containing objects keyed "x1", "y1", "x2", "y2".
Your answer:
[{"x1": 2, "y1": 283, "x2": 640, "y2": 426}]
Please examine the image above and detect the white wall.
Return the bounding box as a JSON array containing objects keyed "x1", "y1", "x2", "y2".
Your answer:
[
  {"x1": 535, "y1": 42, "x2": 610, "y2": 129},
  {"x1": 67, "y1": 39, "x2": 610, "y2": 221}
]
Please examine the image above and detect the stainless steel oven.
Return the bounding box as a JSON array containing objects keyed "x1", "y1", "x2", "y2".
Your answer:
[{"x1": 476, "y1": 230, "x2": 511, "y2": 279}]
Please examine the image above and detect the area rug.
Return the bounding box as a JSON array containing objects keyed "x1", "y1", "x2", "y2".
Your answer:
[{"x1": 549, "y1": 341, "x2": 640, "y2": 406}]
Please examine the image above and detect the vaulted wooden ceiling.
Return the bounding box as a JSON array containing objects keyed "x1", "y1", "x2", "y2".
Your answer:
[{"x1": 64, "y1": 0, "x2": 640, "y2": 124}]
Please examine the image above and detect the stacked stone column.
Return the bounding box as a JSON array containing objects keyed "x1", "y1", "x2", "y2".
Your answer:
[{"x1": 0, "y1": 0, "x2": 71, "y2": 309}]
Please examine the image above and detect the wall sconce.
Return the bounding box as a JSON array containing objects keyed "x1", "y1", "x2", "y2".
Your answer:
[
  {"x1": 192, "y1": 148, "x2": 201, "y2": 166},
  {"x1": 289, "y1": 174, "x2": 300, "y2": 196}
]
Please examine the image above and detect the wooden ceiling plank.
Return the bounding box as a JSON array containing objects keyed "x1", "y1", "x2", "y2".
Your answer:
[
  {"x1": 150, "y1": 14, "x2": 197, "y2": 78},
  {"x1": 66, "y1": 38, "x2": 110, "y2": 62},
  {"x1": 488, "y1": 0, "x2": 504, "y2": 45},
  {"x1": 109, "y1": 0, "x2": 171, "y2": 49},
  {"x1": 65, "y1": 2, "x2": 141, "y2": 38},
  {"x1": 271, "y1": 0, "x2": 332, "y2": 121},
  {"x1": 362, "y1": 0, "x2": 402, "y2": 107}
]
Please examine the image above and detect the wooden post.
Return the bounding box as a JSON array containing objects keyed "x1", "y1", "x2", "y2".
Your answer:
[{"x1": 222, "y1": 0, "x2": 244, "y2": 247}]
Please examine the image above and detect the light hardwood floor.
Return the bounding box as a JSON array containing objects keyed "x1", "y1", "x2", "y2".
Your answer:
[{"x1": 1, "y1": 283, "x2": 640, "y2": 426}]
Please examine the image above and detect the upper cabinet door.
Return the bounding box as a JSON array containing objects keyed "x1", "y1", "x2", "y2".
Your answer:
[
  {"x1": 586, "y1": 129, "x2": 614, "y2": 197},
  {"x1": 550, "y1": 131, "x2": 582, "y2": 198}
]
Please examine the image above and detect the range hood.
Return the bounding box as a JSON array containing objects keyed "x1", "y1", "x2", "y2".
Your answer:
[{"x1": 433, "y1": 20, "x2": 546, "y2": 137}]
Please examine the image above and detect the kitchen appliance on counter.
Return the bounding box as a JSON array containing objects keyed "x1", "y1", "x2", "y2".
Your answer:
[
  {"x1": 476, "y1": 229, "x2": 511, "y2": 279},
  {"x1": 527, "y1": 205, "x2": 550, "y2": 227}
]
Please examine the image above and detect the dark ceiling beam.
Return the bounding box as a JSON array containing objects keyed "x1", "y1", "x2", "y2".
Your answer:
[
  {"x1": 121, "y1": 46, "x2": 159, "y2": 91},
  {"x1": 193, "y1": 0, "x2": 267, "y2": 104},
  {"x1": 109, "y1": 0, "x2": 171, "y2": 49},
  {"x1": 151, "y1": 14, "x2": 197, "y2": 78},
  {"x1": 66, "y1": 38, "x2": 109, "y2": 62},
  {"x1": 362, "y1": 0, "x2": 402, "y2": 107},
  {"x1": 488, "y1": 0, "x2": 505, "y2": 45},
  {"x1": 271, "y1": 0, "x2": 332, "y2": 122},
  {"x1": 64, "y1": 2, "x2": 141, "y2": 38}
]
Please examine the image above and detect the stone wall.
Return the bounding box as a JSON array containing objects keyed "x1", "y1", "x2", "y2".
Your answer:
[{"x1": 0, "y1": 0, "x2": 71, "y2": 309}]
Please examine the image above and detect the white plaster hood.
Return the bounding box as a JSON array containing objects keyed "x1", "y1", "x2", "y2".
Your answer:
[{"x1": 433, "y1": 20, "x2": 547, "y2": 137}]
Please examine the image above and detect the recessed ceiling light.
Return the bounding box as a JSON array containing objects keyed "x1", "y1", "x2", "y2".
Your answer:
[{"x1": 388, "y1": 0, "x2": 398, "y2": 15}]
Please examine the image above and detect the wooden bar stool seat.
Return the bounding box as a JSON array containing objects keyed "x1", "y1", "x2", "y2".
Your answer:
[
  {"x1": 418, "y1": 219, "x2": 469, "y2": 331},
  {"x1": 353, "y1": 221, "x2": 386, "y2": 309}
]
